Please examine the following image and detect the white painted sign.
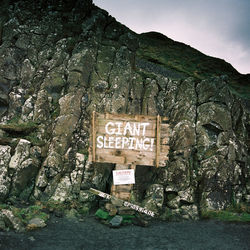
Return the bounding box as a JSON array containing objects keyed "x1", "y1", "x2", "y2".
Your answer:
[
  {"x1": 113, "y1": 169, "x2": 135, "y2": 185},
  {"x1": 89, "y1": 113, "x2": 170, "y2": 167},
  {"x1": 96, "y1": 122, "x2": 154, "y2": 152}
]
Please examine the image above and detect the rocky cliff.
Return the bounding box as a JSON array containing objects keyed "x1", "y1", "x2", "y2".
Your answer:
[{"x1": 0, "y1": 0, "x2": 249, "y2": 223}]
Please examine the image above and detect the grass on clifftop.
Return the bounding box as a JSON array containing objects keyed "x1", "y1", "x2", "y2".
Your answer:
[{"x1": 137, "y1": 32, "x2": 250, "y2": 100}]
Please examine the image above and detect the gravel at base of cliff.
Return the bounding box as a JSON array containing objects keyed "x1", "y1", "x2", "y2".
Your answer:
[{"x1": 0, "y1": 216, "x2": 249, "y2": 250}]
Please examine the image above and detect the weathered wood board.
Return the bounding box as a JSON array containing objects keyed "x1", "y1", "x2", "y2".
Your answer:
[
  {"x1": 89, "y1": 188, "x2": 156, "y2": 217},
  {"x1": 89, "y1": 112, "x2": 169, "y2": 167},
  {"x1": 111, "y1": 164, "x2": 135, "y2": 201}
]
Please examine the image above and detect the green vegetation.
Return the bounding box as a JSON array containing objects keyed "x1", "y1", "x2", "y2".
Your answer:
[
  {"x1": 95, "y1": 208, "x2": 111, "y2": 220},
  {"x1": 2, "y1": 120, "x2": 39, "y2": 133},
  {"x1": 0, "y1": 204, "x2": 49, "y2": 225},
  {"x1": 229, "y1": 80, "x2": 250, "y2": 99},
  {"x1": 136, "y1": 32, "x2": 250, "y2": 99},
  {"x1": 44, "y1": 200, "x2": 68, "y2": 214},
  {"x1": 77, "y1": 147, "x2": 89, "y2": 161},
  {"x1": 14, "y1": 205, "x2": 49, "y2": 223},
  {"x1": 24, "y1": 132, "x2": 45, "y2": 146},
  {"x1": 0, "y1": 119, "x2": 45, "y2": 146},
  {"x1": 0, "y1": 199, "x2": 94, "y2": 228},
  {"x1": 137, "y1": 32, "x2": 237, "y2": 79},
  {"x1": 95, "y1": 208, "x2": 136, "y2": 225},
  {"x1": 201, "y1": 210, "x2": 250, "y2": 222},
  {"x1": 0, "y1": 204, "x2": 10, "y2": 210},
  {"x1": 43, "y1": 200, "x2": 92, "y2": 218},
  {"x1": 201, "y1": 203, "x2": 250, "y2": 222},
  {"x1": 51, "y1": 101, "x2": 60, "y2": 119}
]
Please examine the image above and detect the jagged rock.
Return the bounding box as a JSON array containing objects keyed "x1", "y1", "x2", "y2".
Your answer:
[
  {"x1": 20, "y1": 58, "x2": 35, "y2": 85},
  {"x1": 0, "y1": 145, "x2": 11, "y2": 200},
  {"x1": 50, "y1": 175, "x2": 72, "y2": 202},
  {"x1": 142, "y1": 184, "x2": 164, "y2": 212},
  {"x1": 10, "y1": 157, "x2": 40, "y2": 197},
  {"x1": 178, "y1": 187, "x2": 195, "y2": 204},
  {"x1": 165, "y1": 159, "x2": 191, "y2": 191},
  {"x1": 7, "y1": 87, "x2": 25, "y2": 118},
  {"x1": 78, "y1": 190, "x2": 96, "y2": 203},
  {"x1": 170, "y1": 205, "x2": 199, "y2": 221},
  {"x1": 9, "y1": 139, "x2": 31, "y2": 169},
  {"x1": 81, "y1": 160, "x2": 94, "y2": 190},
  {"x1": 0, "y1": 209, "x2": 25, "y2": 232},
  {"x1": 91, "y1": 163, "x2": 113, "y2": 191},
  {"x1": 109, "y1": 215, "x2": 123, "y2": 228},
  {"x1": 26, "y1": 217, "x2": 46, "y2": 230},
  {"x1": 33, "y1": 89, "x2": 51, "y2": 124},
  {"x1": 105, "y1": 203, "x2": 118, "y2": 216},
  {"x1": 167, "y1": 196, "x2": 180, "y2": 209},
  {"x1": 7, "y1": 139, "x2": 40, "y2": 198},
  {"x1": 131, "y1": 216, "x2": 148, "y2": 227},
  {"x1": 71, "y1": 153, "x2": 86, "y2": 194},
  {"x1": 0, "y1": 217, "x2": 6, "y2": 231},
  {"x1": 65, "y1": 209, "x2": 78, "y2": 220},
  {"x1": 0, "y1": 0, "x2": 249, "y2": 221},
  {"x1": 180, "y1": 205, "x2": 199, "y2": 220},
  {"x1": 21, "y1": 96, "x2": 35, "y2": 122}
]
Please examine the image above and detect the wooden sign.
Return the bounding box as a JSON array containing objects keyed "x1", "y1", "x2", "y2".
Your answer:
[
  {"x1": 89, "y1": 188, "x2": 156, "y2": 217},
  {"x1": 89, "y1": 112, "x2": 169, "y2": 167}
]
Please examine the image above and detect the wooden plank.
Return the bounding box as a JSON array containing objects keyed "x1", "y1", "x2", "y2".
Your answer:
[
  {"x1": 97, "y1": 119, "x2": 169, "y2": 128},
  {"x1": 94, "y1": 135, "x2": 169, "y2": 149},
  {"x1": 89, "y1": 188, "x2": 157, "y2": 217},
  {"x1": 103, "y1": 113, "x2": 158, "y2": 121},
  {"x1": 96, "y1": 125, "x2": 169, "y2": 138},
  {"x1": 113, "y1": 192, "x2": 131, "y2": 200},
  {"x1": 112, "y1": 185, "x2": 133, "y2": 192},
  {"x1": 89, "y1": 152, "x2": 92, "y2": 162},
  {"x1": 93, "y1": 157, "x2": 167, "y2": 166},
  {"x1": 96, "y1": 119, "x2": 169, "y2": 131},
  {"x1": 92, "y1": 111, "x2": 96, "y2": 162},
  {"x1": 95, "y1": 131, "x2": 169, "y2": 142},
  {"x1": 89, "y1": 112, "x2": 169, "y2": 167},
  {"x1": 97, "y1": 154, "x2": 125, "y2": 164},
  {"x1": 111, "y1": 164, "x2": 134, "y2": 201},
  {"x1": 156, "y1": 115, "x2": 161, "y2": 167},
  {"x1": 95, "y1": 145, "x2": 169, "y2": 156},
  {"x1": 93, "y1": 149, "x2": 169, "y2": 166}
]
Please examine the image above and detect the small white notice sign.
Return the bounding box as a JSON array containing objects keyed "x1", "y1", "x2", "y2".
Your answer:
[{"x1": 113, "y1": 169, "x2": 135, "y2": 185}]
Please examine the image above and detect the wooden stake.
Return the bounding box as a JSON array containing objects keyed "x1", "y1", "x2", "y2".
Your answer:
[
  {"x1": 111, "y1": 164, "x2": 135, "y2": 201},
  {"x1": 156, "y1": 114, "x2": 161, "y2": 167},
  {"x1": 92, "y1": 111, "x2": 96, "y2": 162}
]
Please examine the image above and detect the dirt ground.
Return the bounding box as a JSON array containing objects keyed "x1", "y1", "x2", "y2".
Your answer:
[{"x1": 0, "y1": 216, "x2": 249, "y2": 250}]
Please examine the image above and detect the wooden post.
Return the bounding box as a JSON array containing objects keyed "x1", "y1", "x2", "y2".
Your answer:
[
  {"x1": 92, "y1": 111, "x2": 96, "y2": 162},
  {"x1": 109, "y1": 163, "x2": 136, "y2": 215},
  {"x1": 111, "y1": 164, "x2": 134, "y2": 201},
  {"x1": 156, "y1": 114, "x2": 161, "y2": 167}
]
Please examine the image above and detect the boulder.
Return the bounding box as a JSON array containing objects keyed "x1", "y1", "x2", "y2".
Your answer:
[
  {"x1": 0, "y1": 145, "x2": 11, "y2": 201},
  {"x1": 0, "y1": 209, "x2": 25, "y2": 232},
  {"x1": 142, "y1": 184, "x2": 164, "y2": 212},
  {"x1": 26, "y1": 217, "x2": 46, "y2": 231}
]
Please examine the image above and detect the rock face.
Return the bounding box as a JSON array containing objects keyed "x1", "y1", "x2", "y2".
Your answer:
[{"x1": 0, "y1": 0, "x2": 249, "y2": 219}]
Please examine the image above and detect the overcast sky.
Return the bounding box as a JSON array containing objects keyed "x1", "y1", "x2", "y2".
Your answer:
[{"x1": 93, "y1": 0, "x2": 250, "y2": 74}]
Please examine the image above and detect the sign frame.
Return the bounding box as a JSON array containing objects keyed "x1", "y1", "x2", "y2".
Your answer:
[{"x1": 89, "y1": 112, "x2": 169, "y2": 167}]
